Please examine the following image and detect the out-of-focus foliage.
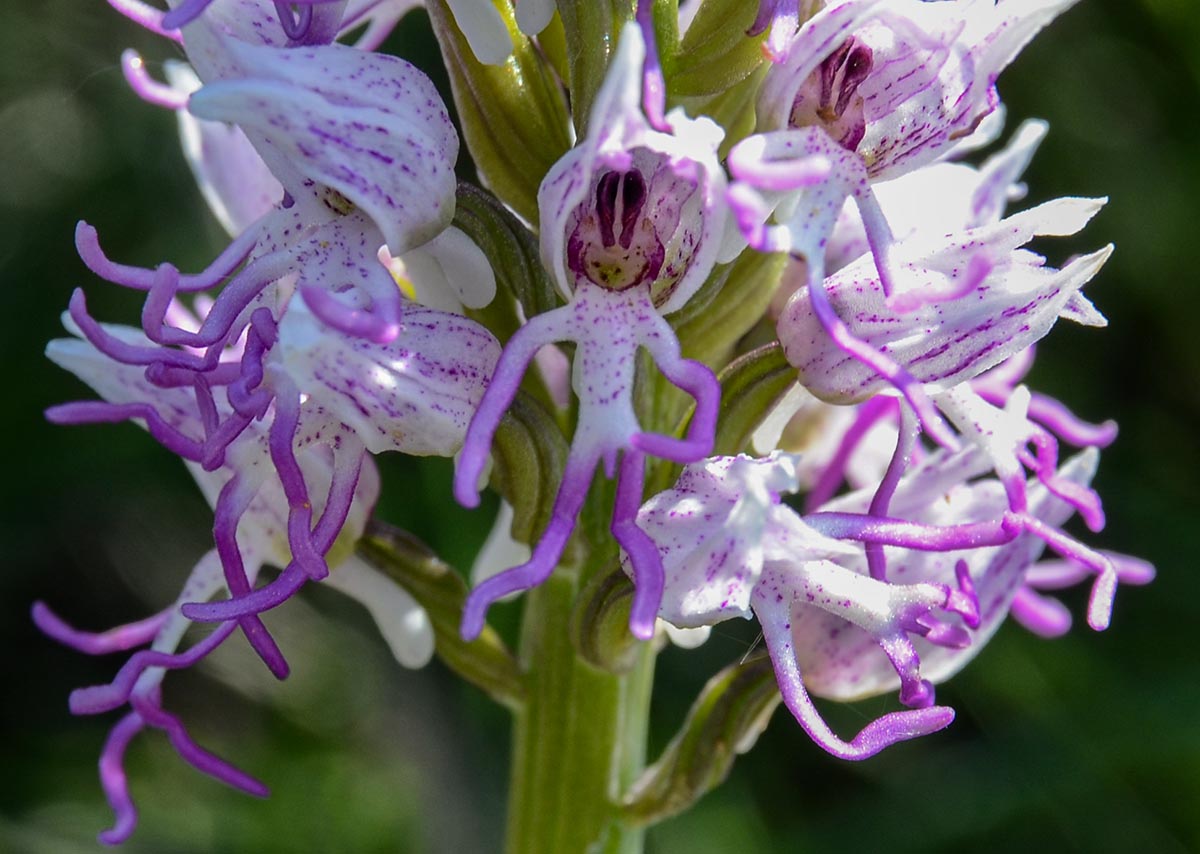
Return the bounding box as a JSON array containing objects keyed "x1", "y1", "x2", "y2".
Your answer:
[{"x1": 1, "y1": 2, "x2": 1196, "y2": 851}]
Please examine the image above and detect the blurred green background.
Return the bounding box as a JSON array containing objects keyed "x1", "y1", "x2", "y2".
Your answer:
[{"x1": 1, "y1": 2, "x2": 1197, "y2": 851}]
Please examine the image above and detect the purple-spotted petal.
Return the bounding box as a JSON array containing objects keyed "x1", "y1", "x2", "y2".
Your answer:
[
  {"x1": 779, "y1": 198, "x2": 1111, "y2": 402},
  {"x1": 188, "y1": 39, "x2": 458, "y2": 254},
  {"x1": 631, "y1": 454, "x2": 856, "y2": 627},
  {"x1": 160, "y1": 61, "x2": 283, "y2": 236},
  {"x1": 277, "y1": 299, "x2": 500, "y2": 456}
]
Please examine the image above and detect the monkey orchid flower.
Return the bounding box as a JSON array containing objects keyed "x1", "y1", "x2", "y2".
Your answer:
[{"x1": 453, "y1": 23, "x2": 725, "y2": 642}]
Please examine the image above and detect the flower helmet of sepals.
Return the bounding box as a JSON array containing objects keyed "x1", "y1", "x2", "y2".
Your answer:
[
  {"x1": 452, "y1": 20, "x2": 727, "y2": 644},
  {"x1": 77, "y1": 0, "x2": 492, "y2": 354},
  {"x1": 38, "y1": 294, "x2": 496, "y2": 842}
]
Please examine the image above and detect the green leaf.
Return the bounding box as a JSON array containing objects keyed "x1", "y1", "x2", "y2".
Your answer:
[
  {"x1": 491, "y1": 391, "x2": 570, "y2": 548},
  {"x1": 620, "y1": 654, "x2": 780, "y2": 827},
  {"x1": 712, "y1": 341, "x2": 796, "y2": 456},
  {"x1": 670, "y1": 0, "x2": 765, "y2": 100},
  {"x1": 570, "y1": 565, "x2": 643, "y2": 675},
  {"x1": 673, "y1": 249, "x2": 787, "y2": 369},
  {"x1": 427, "y1": 0, "x2": 572, "y2": 224},
  {"x1": 358, "y1": 523, "x2": 525, "y2": 709},
  {"x1": 557, "y1": 1, "x2": 636, "y2": 135},
  {"x1": 454, "y1": 182, "x2": 562, "y2": 336}
]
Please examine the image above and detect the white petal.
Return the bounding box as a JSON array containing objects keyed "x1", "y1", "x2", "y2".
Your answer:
[{"x1": 324, "y1": 553, "x2": 435, "y2": 668}]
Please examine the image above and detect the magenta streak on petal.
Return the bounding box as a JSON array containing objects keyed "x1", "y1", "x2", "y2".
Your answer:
[
  {"x1": 32, "y1": 602, "x2": 170, "y2": 656},
  {"x1": 612, "y1": 449, "x2": 662, "y2": 640},
  {"x1": 120, "y1": 50, "x2": 187, "y2": 110},
  {"x1": 753, "y1": 588, "x2": 955, "y2": 759},
  {"x1": 805, "y1": 268, "x2": 958, "y2": 450},
  {"x1": 213, "y1": 475, "x2": 291, "y2": 679},
  {"x1": 68, "y1": 623, "x2": 238, "y2": 716},
  {"x1": 129, "y1": 691, "x2": 269, "y2": 798},
  {"x1": 105, "y1": 0, "x2": 183, "y2": 43},
  {"x1": 455, "y1": 312, "x2": 562, "y2": 509},
  {"x1": 804, "y1": 395, "x2": 895, "y2": 512},
  {"x1": 266, "y1": 380, "x2": 328, "y2": 581},
  {"x1": 193, "y1": 373, "x2": 220, "y2": 436},
  {"x1": 460, "y1": 444, "x2": 601, "y2": 641},
  {"x1": 974, "y1": 346, "x2": 1036, "y2": 394},
  {"x1": 96, "y1": 712, "x2": 144, "y2": 845},
  {"x1": 635, "y1": 0, "x2": 669, "y2": 132},
  {"x1": 950, "y1": 560, "x2": 981, "y2": 629},
  {"x1": 182, "y1": 449, "x2": 365, "y2": 622},
  {"x1": 864, "y1": 403, "x2": 918, "y2": 580}
]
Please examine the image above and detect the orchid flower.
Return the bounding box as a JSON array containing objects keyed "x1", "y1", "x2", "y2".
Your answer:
[
  {"x1": 452, "y1": 23, "x2": 725, "y2": 642},
  {"x1": 726, "y1": 0, "x2": 1082, "y2": 445},
  {"x1": 39, "y1": 301, "x2": 472, "y2": 842},
  {"x1": 632, "y1": 444, "x2": 1149, "y2": 759}
]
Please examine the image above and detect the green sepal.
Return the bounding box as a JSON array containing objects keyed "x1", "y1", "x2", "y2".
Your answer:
[
  {"x1": 672, "y1": 248, "x2": 787, "y2": 369},
  {"x1": 620, "y1": 654, "x2": 780, "y2": 827},
  {"x1": 570, "y1": 564, "x2": 643, "y2": 675},
  {"x1": 427, "y1": 0, "x2": 572, "y2": 224},
  {"x1": 669, "y1": 0, "x2": 765, "y2": 101},
  {"x1": 358, "y1": 522, "x2": 525, "y2": 710},
  {"x1": 491, "y1": 391, "x2": 570, "y2": 548},
  {"x1": 455, "y1": 182, "x2": 561, "y2": 336},
  {"x1": 557, "y1": 1, "x2": 635, "y2": 135},
  {"x1": 712, "y1": 341, "x2": 796, "y2": 456}
]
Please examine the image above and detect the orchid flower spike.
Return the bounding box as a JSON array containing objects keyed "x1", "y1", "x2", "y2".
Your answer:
[{"x1": 453, "y1": 22, "x2": 727, "y2": 643}]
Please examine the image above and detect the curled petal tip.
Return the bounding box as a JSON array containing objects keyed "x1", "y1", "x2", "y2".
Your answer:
[
  {"x1": 458, "y1": 607, "x2": 485, "y2": 643},
  {"x1": 629, "y1": 615, "x2": 656, "y2": 643}
]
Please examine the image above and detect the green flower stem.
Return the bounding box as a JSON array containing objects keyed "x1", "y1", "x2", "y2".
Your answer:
[{"x1": 506, "y1": 571, "x2": 656, "y2": 854}]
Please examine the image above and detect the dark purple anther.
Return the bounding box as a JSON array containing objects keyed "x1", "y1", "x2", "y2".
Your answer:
[
  {"x1": 819, "y1": 38, "x2": 873, "y2": 122},
  {"x1": 619, "y1": 170, "x2": 647, "y2": 249},
  {"x1": 594, "y1": 170, "x2": 648, "y2": 250},
  {"x1": 595, "y1": 171, "x2": 622, "y2": 247}
]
